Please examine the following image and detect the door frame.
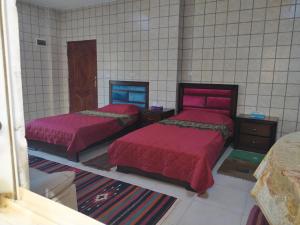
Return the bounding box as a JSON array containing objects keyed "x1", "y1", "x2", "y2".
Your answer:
[{"x1": 0, "y1": 0, "x2": 29, "y2": 199}]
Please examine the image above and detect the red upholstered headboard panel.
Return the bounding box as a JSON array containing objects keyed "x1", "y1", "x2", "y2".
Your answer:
[{"x1": 178, "y1": 83, "x2": 238, "y2": 119}]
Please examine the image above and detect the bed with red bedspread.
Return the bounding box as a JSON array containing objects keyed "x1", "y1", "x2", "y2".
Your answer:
[
  {"x1": 26, "y1": 104, "x2": 140, "y2": 159},
  {"x1": 108, "y1": 83, "x2": 238, "y2": 194}
]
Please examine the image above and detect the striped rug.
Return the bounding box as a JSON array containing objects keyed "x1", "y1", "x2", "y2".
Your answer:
[{"x1": 29, "y1": 155, "x2": 177, "y2": 225}]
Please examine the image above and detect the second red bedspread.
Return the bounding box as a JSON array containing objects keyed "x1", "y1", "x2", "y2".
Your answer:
[{"x1": 108, "y1": 110, "x2": 233, "y2": 193}]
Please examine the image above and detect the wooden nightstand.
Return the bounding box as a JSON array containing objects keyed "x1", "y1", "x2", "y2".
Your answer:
[
  {"x1": 142, "y1": 108, "x2": 175, "y2": 125},
  {"x1": 234, "y1": 114, "x2": 278, "y2": 154}
]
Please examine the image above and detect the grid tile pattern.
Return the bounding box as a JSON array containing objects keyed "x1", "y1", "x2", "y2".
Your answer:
[
  {"x1": 18, "y1": 0, "x2": 300, "y2": 137},
  {"x1": 17, "y1": 3, "x2": 68, "y2": 121},
  {"x1": 180, "y1": 0, "x2": 300, "y2": 137},
  {"x1": 59, "y1": 0, "x2": 181, "y2": 109}
]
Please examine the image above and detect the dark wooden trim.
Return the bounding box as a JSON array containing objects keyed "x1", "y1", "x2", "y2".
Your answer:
[
  {"x1": 177, "y1": 83, "x2": 239, "y2": 120},
  {"x1": 117, "y1": 166, "x2": 197, "y2": 192},
  {"x1": 67, "y1": 39, "x2": 97, "y2": 44},
  {"x1": 28, "y1": 140, "x2": 71, "y2": 160},
  {"x1": 109, "y1": 80, "x2": 149, "y2": 109}
]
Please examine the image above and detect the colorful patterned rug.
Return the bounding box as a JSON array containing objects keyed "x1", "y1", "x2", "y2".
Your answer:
[
  {"x1": 29, "y1": 155, "x2": 177, "y2": 225},
  {"x1": 82, "y1": 152, "x2": 114, "y2": 171},
  {"x1": 217, "y1": 149, "x2": 265, "y2": 182}
]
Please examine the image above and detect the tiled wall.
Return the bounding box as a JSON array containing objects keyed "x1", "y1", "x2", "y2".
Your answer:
[
  {"x1": 59, "y1": 0, "x2": 181, "y2": 109},
  {"x1": 180, "y1": 0, "x2": 300, "y2": 136},
  {"x1": 17, "y1": 3, "x2": 68, "y2": 121},
  {"x1": 18, "y1": 0, "x2": 300, "y2": 137}
]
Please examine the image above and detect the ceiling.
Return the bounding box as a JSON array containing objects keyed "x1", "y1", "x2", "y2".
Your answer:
[{"x1": 18, "y1": 0, "x2": 115, "y2": 10}]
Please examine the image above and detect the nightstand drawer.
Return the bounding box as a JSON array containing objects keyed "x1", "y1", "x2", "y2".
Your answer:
[
  {"x1": 142, "y1": 113, "x2": 162, "y2": 122},
  {"x1": 240, "y1": 122, "x2": 272, "y2": 137},
  {"x1": 238, "y1": 134, "x2": 271, "y2": 153},
  {"x1": 141, "y1": 109, "x2": 175, "y2": 125},
  {"x1": 235, "y1": 114, "x2": 278, "y2": 154}
]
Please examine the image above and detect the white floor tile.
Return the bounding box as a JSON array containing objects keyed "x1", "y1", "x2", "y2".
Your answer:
[
  {"x1": 178, "y1": 200, "x2": 243, "y2": 225},
  {"x1": 150, "y1": 180, "x2": 196, "y2": 199},
  {"x1": 161, "y1": 198, "x2": 194, "y2": 225},
  {"x1": 213, "y1": 173, "x2": 255, "y2": 192},
  {"x1": 244, "y1": 196, "x2": 256, "y2": 214},
  {"x1": 196, "y1": 183, "x2": 248, "y2": 214},
  {"x1": 241, "y1": 214, "x2": 249, "y2": 225},
  {"x1": 240, "y1": 196, "x2": 256, "y2": 225},
  {"x1": 29, "y1": 144, "x2": 254, "y2": 225}
]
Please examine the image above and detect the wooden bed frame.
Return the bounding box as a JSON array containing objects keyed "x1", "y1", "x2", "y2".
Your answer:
[
  {"x1": 28, "y1": 80, "x2": 149, "y2": 162},
  {"x1": 178, "y1": 82, "x2": 238, "y2": 144},
  {"x1": 117, "y1": 83, "x2": 238, "y2": 192},
  {"x1": 177, "y1": 83, "x2": 238, "y2": 119},
  {"x1": 109, "y1": 80, "x2": 149, "y2": 108}
]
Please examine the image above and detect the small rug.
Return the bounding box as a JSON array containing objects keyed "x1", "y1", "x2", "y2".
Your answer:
[
  {"x1": 29, "y1": 155, "x2": 177, "y2": 225},
  {"x1": 83, "y1": 153, "x2": 114, "y2": 171},
  {"x1": 217, "y1": 149, "x2": 265, "y2": 182}
]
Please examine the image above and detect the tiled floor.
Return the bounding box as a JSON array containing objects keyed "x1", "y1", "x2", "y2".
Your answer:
[{"x1": 28, "y1": 143, "x2": 255, "y2": 225}]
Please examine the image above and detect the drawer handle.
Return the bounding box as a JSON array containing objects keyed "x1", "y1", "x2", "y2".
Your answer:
[
  {"x1": 251, "y1": 140, "x2": 256, "y2": 144},
  {"x1": 251, "y1": 128, "x2": 257, "y2": 132}
]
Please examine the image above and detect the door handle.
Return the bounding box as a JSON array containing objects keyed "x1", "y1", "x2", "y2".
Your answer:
[{"x1": 0, "y1": 121, "x2": 2, "y2": 130}]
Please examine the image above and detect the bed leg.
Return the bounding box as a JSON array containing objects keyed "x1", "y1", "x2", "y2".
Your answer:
[
  {"x1": 68, "y1": 153, "x2": 79, "y2": 162},
  {"x1": 117, "y1": 166, "x2": 130, "y2": 174},
  {"x1": 185, "y1": 185, "x2": 196, "y2": 192}
]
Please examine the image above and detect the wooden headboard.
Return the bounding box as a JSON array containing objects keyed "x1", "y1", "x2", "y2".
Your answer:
[
  {"x1": 178, "y1": 83, "x2": 238, "y2": 119},
  {"x1": 109, "y1": 80, "x2": 149, "y2": 109}
]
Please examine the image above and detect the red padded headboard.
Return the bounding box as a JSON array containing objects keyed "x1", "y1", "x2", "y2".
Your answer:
[{"x1": 178, "y1": 83, "x2": 238, "y2": 119}]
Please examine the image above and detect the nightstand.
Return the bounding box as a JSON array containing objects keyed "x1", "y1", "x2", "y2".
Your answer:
[
  {"x1": 142, "y1": 108, "x2": 175, "y2": 125},
  {"x1": 234, "y1": 114, "x2": 278, "y2": 154}
]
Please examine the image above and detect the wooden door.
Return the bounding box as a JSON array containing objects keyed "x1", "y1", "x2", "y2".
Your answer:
[{"x1": 67, "y1": 40, "x2": 97, "y2": 112}]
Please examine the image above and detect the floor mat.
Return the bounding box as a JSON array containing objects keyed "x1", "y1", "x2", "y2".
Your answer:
[{"x1": 217, "y1": 149, "x2": 265, "y2": 181}]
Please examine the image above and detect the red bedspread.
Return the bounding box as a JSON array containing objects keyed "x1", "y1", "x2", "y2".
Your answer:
[
  {"x1": 108, "y1": 110, "x2": 233, "y2": 193},
  {"x1": 26, "y1": 104, "x2": 139, "y2": 155}
]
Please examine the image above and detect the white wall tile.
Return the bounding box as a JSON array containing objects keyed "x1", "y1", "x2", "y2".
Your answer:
[
  {"x1": 18, "y1": 0, "x2": 300, "y2": 137},
  {"x1": 180, "y1": 0, "x2": 300, "y2": 136}
]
